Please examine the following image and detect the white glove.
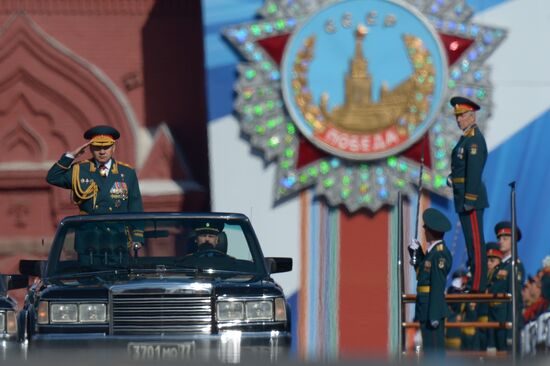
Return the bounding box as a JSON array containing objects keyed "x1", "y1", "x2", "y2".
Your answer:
[
  {"x1": 430, "y1": 320, "x2": 439, "y2": 328},
  {"x1": 451, "y1": 277, "x2": 463, "y2": 289},
  {"x1": 408, "y1": 239, "x2": 421, "y2": 251},
  {"x1": 447, "y1": 175, "x2": 453, "y2": 187}
]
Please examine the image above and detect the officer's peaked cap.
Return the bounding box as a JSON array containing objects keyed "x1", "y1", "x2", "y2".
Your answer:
[
  {"x1": 195, "y1": 221, "x2": 224, "y2": 235},
  {"x1": 84, "y1": 125, "x2": 120, "y2": 147},
  {"x1": 450, "y1": 96, "x2": 480, "y2": 115},
  {"x1": 422, "y1": 208, "x2": 451, "y2": 233},
  {"x1": 494, "y1": 221, "x2": 522, "y2": 241},
  {"x1": 486, "y1": 242, "x2": 503, "y2": 259}
]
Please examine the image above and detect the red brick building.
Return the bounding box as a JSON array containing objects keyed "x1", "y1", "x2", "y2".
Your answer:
[{"x1": 0, "y1": 0, "x2": 208, "y2": 274}]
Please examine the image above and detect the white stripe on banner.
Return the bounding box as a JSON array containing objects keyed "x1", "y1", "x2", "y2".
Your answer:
[{"x1": 475, "y1": 0, "x2": 550, "y2": 151}]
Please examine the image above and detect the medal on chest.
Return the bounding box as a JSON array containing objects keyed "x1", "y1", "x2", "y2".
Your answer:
[{"x1": 110, "y1": 181, "x2": 129, "y2": 200}]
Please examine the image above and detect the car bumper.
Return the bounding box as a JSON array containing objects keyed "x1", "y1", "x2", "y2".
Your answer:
[{"x1": 27, "y1": 331, "x2": 291, "y2": 362}]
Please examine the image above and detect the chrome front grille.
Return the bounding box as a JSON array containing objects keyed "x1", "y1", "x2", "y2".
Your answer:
[{"x1": 110, "y1": 285, "x2": 213, "y2": 335}]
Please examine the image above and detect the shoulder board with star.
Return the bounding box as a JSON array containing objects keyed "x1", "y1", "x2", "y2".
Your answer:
[
  {"x1": 116, "y1": 161, "x2": 134, "y2": 169},
  {"x1": 77, "y1": 159, "x2": 94, "y2": 166},
  {"x1": 464, "y1": 128, "x2": 476, "y2": 138}
]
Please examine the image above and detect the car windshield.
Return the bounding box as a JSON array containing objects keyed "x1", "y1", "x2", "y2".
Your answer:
[{"x1": 47, "y1": 216, "x2": 265, "y2": 277}]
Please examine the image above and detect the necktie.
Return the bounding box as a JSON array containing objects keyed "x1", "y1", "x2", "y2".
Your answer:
[{"x1": 99, "y1": 164, "x2": 108, "y2": 177}]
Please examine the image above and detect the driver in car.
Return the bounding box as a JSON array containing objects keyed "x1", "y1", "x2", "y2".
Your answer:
[{"x1": 194, "y1": 221, "x2": 225, "y2": 253}]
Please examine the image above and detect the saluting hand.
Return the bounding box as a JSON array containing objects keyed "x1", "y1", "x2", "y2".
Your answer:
[{"x1": 70, "y1": 141, "x2": 91, "y2": 158}]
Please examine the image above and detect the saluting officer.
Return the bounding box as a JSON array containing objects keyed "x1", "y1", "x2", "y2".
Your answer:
[
  {"x1": 488, "y1": 221, "x2": 525, "y2": 351},
  {"x1": 46, "y1": 126, "x2": 144, "y2": 246},
  {"x1": 408, "y1": 208, "x2": 453, "y2": 355},
  {"x1": 448, "y1": 96, "x2": 489, "y2": 293},
  {"x1": 47, "y1": 125, "x2": 143, "y2": 215}
]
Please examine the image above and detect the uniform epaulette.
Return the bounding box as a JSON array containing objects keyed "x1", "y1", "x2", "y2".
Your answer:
[
  {"x1": 464, "y1": 127, "x2": 476, "y2": 137},
  {"x1": 77, "y1": 159, "x2": 96, "y2": 172},
  {"x1": 117, "y1": 161, "x2": 134, "y2": 169},
  {"x1": 436, "y1": 244, "x2": 444, "y2": 252}
]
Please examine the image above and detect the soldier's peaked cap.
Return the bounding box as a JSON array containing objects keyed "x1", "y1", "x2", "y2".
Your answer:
[
  {"x1": 494, "y1": 221, "x2": 522, "y2": 241},
  {"x1": 422, "y1": 208, "x2": 451, "y2": 233},
  {"x1": 194, "y1": 221, "x2": 224, "y2": 235},
  {"x1": 486, "y1": 242, "x2": 503, "y2": 259},
  {"x1": 450, "y1": 96, "x2": 480, "y2": 115},
  {"x1": 84, "y1": 125, "x2": 120, "y2": 147}
]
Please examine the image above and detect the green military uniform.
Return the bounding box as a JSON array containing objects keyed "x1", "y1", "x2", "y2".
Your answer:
[
  {"x1": 449, "y1": 96, "x2": 488, "y2": 293},
  {"x1": 445, "y1": 271, "x2": 467, "y2": 350},
  {"x1": 46, "y1": 155, "x2": 143, "y2": 215},
  {"x1": 460, "y1": 302, "x2": 478, "y2": 350},
  {"x1": 488, "y1": 222, "x2": 524, "y2": 351},
  {"x1": 46, "y1": 125, "x2": 144, "y2": 264},
  {"x1": 479, "y1": 242, "x2": 503, "y2": 350},
  {"x1": 410, "y1": 208, "x2": 453, "y2": 354}
]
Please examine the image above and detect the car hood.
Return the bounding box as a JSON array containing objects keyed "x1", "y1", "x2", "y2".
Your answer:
[{"x1": 40, "y1": 274, "x2": 284, "y2": 300}]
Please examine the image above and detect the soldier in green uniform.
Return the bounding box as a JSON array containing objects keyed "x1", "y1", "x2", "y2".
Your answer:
[
  {"x1": 488, "y1": 221, "x2": 525, "y2": 351},
  {"x1": 46, "y1": 125, "x2": 143, "y2": 215},
  {"x1": 478, "y1": 242, "x2": 504, "y2": 351},
  {"x1": 408, "y1": 208, "x2": 453, "y2": 355},
  {"x1": 448, "y1": 96, "x2": 488, "y2": 293},
  {"x1": 46, "y1": 125, "x2": 144, "y2": 262},
  {"x1": 445, "y1": 270, "x2": 467, "y2": 350}
]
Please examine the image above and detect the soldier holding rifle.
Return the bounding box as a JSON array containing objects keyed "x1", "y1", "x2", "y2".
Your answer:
[{"x1": 408, "y1": 208, "x2": 453, "y2": 354}]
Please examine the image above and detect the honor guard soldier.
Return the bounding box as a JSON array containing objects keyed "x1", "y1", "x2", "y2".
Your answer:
[
  {"x1": 448, "y1": 96, "x2": 489, "y2": 293},
  {"x1": 478, "y1": 242, "x2": 504, "y2": 351},
  {"x1": 46, "y1": 125, "x2": 144, "y2": 250},
  {"x1": 408, "y1": 208, "x2": 453, "y2": 355},
  {"x1": 445, "y1": 269, "x2": 468, "y2": 350},
  {"x1": 488, "y1": 221, "x2": 525, "y2": 351}
]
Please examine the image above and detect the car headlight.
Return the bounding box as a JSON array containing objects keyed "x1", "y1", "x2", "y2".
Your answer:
[
  {"x1": 217, "y1": 301, "x2": 244, "y2": 321},
  {"x1": 42, "y1": 302, "x2": 108, "y2": 324},
  {"x1": 217, "y1": 298, "x2": 286, "y2": 322},
  {"x1": 50, "y1": 303, "x2": 78, "y2": 323},
  {"x1": 79, "y1": 304, "x2": 107, "y2": 323},
  {"x1": 245, "y1": 301, "x2": 272, "y2": 321}
]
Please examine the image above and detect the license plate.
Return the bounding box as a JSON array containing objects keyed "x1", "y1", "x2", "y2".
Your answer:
[{"x1": 128, "y1": 342, "x2": 195, "y2": 360}]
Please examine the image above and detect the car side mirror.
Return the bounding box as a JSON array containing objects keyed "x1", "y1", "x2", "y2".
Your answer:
[
  {"x1": 8, "y1": 274, "x2": 29, "y2": 290},
  {"x1": 0, "y1": 274, "x2": 29, "y2": 295},
  {"x1": 19, "y1": 259, "x2": 46, "y2": 277},
  {"x1": 265, "y1": 257, "x2": 293, "y2": 274}
]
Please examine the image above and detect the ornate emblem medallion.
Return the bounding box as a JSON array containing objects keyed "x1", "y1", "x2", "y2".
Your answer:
[
  {"x1": 281, "y1": 0, "x2": 447, "y2": 160},
  {"x1": 224, "y1": 0, "x2": 505, "y2": 212}
]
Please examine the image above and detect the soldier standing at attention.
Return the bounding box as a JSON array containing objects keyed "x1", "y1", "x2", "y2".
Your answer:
[
  {"x1": 478, "y1": 242, "x2": 504, "y2": 351},
  {"x1": 445, "y1": 270, "x2": 468, "y2": 350},
  {"x1": 408, "y1": 208, "x2": 453, "y2": 355},
  {"x1": 488, "y1": 221, "x2": 525, "y2": 351},
  {"x1": 448, "y1": 96, "x2": 489, "y2": 293}
]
